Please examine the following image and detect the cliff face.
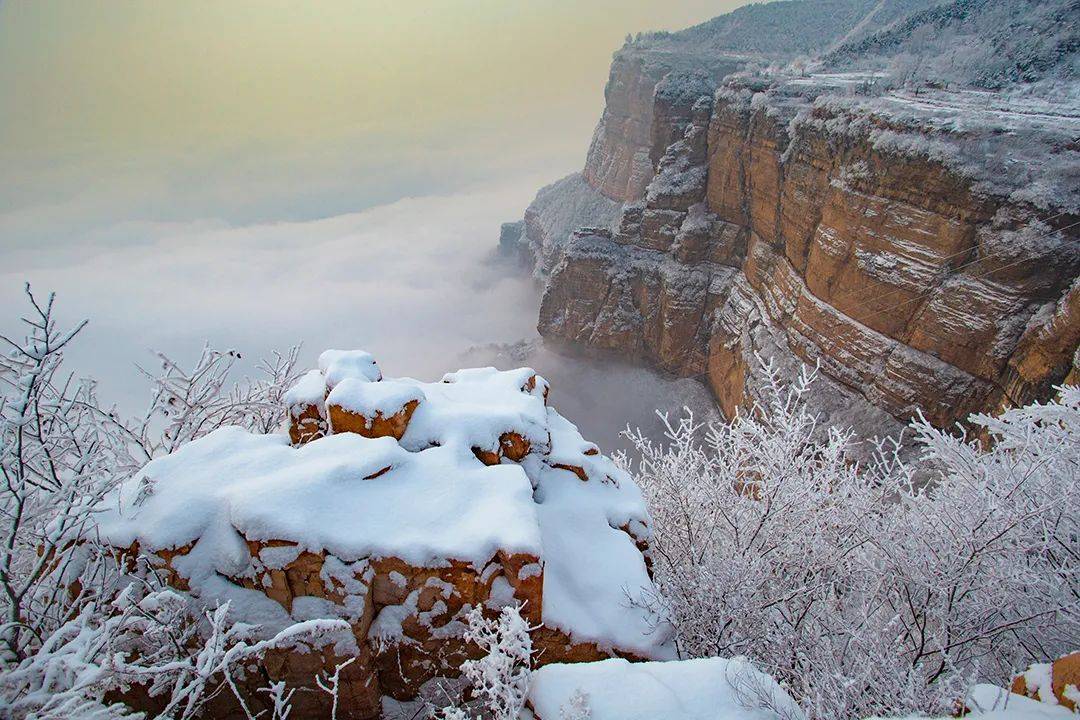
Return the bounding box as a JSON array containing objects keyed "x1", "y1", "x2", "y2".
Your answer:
[
  {"x1": 582, "y1": 51, "x2": 742, "y2": 203},
  {"x1": 520, "y1": 51, "x2": 1080, "y2": 437}
]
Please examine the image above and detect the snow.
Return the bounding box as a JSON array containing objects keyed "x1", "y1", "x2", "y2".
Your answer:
[
  {"x1": 97, "y1": 428, "x2": 542, "y2": 570},
  {"x1": 655, "y1": 69, "x2": 714, "y2": 106},
  {"x1": 398, "y1": 366, "x2": 552, "y2": 458},
  {"x1": 317, "y1": 348, "x2": 382, "y2": 388},
  {"x1": 543, "y1": 410, "x2": 605, "y2": 482},
  {"x1": 92, "y1": 351, "x2": 671, "y2": 659},
  {"x1": 870, "y1": 683, "x2": 1076, "y2": 719},
  {"x1": 527, "y1": 657, "x2": 805, "y2": 720},
  {"x1": 530, "y1": 463, "x2": 667, "y2": 659},
  {"x1": 961, "y1": 683, "x2": 1075, "y2": 718},
  {"x1": 1019, "y1": 664, "x2": 1057, "y2": 705},
  {"x1": 282, "y1": 369, "x2": 326, "y2": 413},
  {"x1": 515, "y1": 172, "x2": 621, "y2": 279},
  {"x1": 526, "y1": 410, "x2": 667, "y2": 659},
  {"x1": 326, "y1": 378, "x2": 426, "y2": 417}
]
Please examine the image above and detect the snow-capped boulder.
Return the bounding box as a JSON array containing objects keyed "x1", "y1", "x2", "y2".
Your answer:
[
  {"x1": 94, "y1": 351, "x2": 669, "y2": 718},
  {"x1": 326, "y1": 379, "x2": 425, "y2": 440},
  {"x1": 318, "y1": 348, "x2": 383, "y2": 388}
]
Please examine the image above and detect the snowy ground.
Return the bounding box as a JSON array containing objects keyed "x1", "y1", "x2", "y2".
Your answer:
[{"x1": 527, "y1": 657, "x2": 805, "y2": 720}]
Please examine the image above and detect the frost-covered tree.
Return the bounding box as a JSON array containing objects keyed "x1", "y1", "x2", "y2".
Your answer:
[
  {"x1": 433, "y1": 604, "x2": 535, "y2": 720},
  {"x1": 0, "y1": 286, "x2": 333, "y2": 719},
  {"x1": 625, "y1": 360, "x2": 1079, "y2": 719}
]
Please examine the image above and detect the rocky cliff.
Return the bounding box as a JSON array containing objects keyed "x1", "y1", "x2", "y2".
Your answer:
[{"x1": 506, "y1": 4, "x2": 1080, "y2": 439}]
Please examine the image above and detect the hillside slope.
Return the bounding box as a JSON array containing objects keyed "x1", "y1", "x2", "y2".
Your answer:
[{"x1": 822, "y1": 0, "x2": 1079, "y2": 88}]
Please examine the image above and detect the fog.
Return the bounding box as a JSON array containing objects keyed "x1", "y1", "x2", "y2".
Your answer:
[
  {"x1": 0, "y1": 172, "x2": 718, "y2": 453},
  {"x1": 0, "y1": 1, "x2": 735, "y2": 452},
  {"x1": 0, "y1": 179, "x2": 544, "y2": 401}
]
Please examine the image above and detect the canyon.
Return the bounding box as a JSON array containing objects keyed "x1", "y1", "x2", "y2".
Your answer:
[{"x1": 503, "y1": 8, "x2": 1080, "y2": 441}]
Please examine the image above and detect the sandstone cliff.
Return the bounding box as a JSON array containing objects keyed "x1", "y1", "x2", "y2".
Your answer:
[{"x1": 507, "y1": 10, "x2": 1080, "y2": 439}]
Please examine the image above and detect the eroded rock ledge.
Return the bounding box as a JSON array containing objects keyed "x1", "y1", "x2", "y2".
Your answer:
[{"x1": 94, "y1": 350, "x2": 669, "y2": 719}]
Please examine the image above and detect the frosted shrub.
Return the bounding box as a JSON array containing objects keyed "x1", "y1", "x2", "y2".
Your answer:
[
  {"x1": 460, "y1": 605, "x2": 533, "y2": 720},
  {"x1": 626, "y1": 361, "x2": 1080, "y2": 720},
  {"x1": 437, "y1": 604, "x2": 534, "y2": 720},
  {"x1": 1, "y1": 582, "x2": 352, "y2": 720},
  {"x1": 0, "y1": 286, "x2": 329, "y2": 719}
]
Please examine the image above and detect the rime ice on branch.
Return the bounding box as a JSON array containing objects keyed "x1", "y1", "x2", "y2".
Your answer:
[{"x1": 91, "y1": 350, "x2": 670, "y2": 719}]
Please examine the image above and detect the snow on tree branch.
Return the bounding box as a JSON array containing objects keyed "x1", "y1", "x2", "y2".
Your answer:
[{"x1": 624, "y1": 358, "x2": 1079, "y2": 719}]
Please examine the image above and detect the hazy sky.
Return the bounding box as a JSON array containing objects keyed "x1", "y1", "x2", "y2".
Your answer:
[
  {"x1": 1, "y1": 1, "x2": 741, "y2": 221},
  {"x1": 0, "y1": 1, "x2": 742, "y2": 436}
]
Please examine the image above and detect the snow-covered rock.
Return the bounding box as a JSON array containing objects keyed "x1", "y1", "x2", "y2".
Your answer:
[
  {"x1": 1011, "y1": 652, "x2": 1080, "y2": 712},
  {"x1": 93, "y1": 351, "x2": 670, "y2": 718},
  {"x1": 879, "y1": 683, "x2": 1077, "y2": 719}
]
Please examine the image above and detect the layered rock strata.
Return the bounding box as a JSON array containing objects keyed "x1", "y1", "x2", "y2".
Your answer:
[
  {"x1": 94, "y1": 350, "x2": 668, "y2": 719},
  {"x1": 513, "y1": 56, "x2": 1080, "y2": 436}
]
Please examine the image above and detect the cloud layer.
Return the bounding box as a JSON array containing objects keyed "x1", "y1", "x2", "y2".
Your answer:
[{"x1": 1, "y1": 179, "x2": 544, "y2": 409}]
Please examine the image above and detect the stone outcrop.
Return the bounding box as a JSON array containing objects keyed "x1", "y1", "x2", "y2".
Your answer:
[
  {"x1": 1011, "y1": 652, "x2": 1080, "y2": 711},
  {"x1": 96, "y1": 350, "x2": 668, "y2": 719},
  {"x1": 326, "y1": 395, "x2": 421, "y2": 440},
  {"x1": 513, "y1": 47, "x2": 1080, "y2": 437}
]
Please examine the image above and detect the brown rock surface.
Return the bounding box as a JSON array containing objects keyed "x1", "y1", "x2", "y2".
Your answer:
[{"x1": 327, "y1": 398, "x2": 420, "y2": 440}]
